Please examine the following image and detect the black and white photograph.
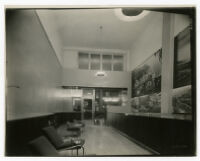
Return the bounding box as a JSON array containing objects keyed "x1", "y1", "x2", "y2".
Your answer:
[{"x1": 3, "y1": 4, "x2": 197, "y2": 159}]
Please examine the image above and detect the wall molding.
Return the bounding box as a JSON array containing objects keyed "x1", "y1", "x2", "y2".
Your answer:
[{"x1": 63, "y1": 46, "x2": 129, "y2": 54}]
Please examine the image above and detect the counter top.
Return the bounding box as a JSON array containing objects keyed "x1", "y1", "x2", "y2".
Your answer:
[{"x1": 123, "y1": 112, "x2": 192, "y2": 121}]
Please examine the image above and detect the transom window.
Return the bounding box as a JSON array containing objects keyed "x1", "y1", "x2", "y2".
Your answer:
[
  {"x1": 91, "y1": 54, "x2": 101, "y2": 70},
  {"x1": 78, "y1": 52, "x2": 89, "y2": 69},
  {"x1": 78, "y1": 52, "x2": 124, "y2": 71}
]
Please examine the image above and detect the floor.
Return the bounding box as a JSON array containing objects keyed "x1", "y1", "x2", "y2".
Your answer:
[{"x1": 57, "y1": 120, "x2": 153, "y2": 156}]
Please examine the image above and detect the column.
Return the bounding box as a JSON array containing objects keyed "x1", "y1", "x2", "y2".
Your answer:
[{"x1": 161, "y1": 13, "x2": 175, "y2": 114}]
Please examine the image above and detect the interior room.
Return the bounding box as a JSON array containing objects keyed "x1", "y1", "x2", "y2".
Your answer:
[{"x1": 5, "y1": 7, "x2": 196, "y2": 156}]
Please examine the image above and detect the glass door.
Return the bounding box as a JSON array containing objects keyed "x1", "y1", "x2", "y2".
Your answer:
[
  {"x1": 83, "y1": 99, "x2": 93, "y2": 119},
  {"x1": 82, "y1": 88, "x2": 95, "y2": 122}
]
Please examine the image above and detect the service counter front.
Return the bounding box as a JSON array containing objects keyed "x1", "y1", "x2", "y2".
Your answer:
[{"x1": 106, "y1": 112, "x2": 195, "y2": 156}]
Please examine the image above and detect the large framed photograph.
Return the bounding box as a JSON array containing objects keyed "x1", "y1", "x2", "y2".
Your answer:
[
  {"x1": 174, "y1": 26, "x2": 191, "y2": 88},
  {"x1": 132, "y1": 49, "x2": 162, "y2": 97},
  {"x1": 173, "y1": 26, "x2": 192, "y2": 114},
  {"x1": 172, "y1": 85, "x2": 192, "y2": 114},
  {"x1": 131, "y1": 93, "x2": 161, "y2": 113}
]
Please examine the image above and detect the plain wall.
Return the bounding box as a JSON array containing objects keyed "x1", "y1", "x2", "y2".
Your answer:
[
  {"x1": 62, "y1": 50, "x2": 78, "y2": 69},
  {"x1": 6, "y1": 10, "x2": 63, "y2": 120},
  {"x1": 129, "y1": 12, "x2": 163, "y2": 70},
  {"x1": 62, "y1": 69, "x2": 130, "y2": 88},
  {"x1": 36, "y1": 10, "x2": 63, "y2": 65}
]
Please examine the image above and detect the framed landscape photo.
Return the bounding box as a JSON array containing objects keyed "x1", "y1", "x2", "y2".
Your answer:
[
  {"x1": 174, "y1": 26, "x2": 192, "y2": 88},
  {"x1": 131, "y1": 93, "x2": 161, "y2": 113},
  {"x1": 131, "y1": 49, "x2": 162, "y2": 97},
  {"x1": 172, "y1": 85, "x2": 192, "y2": 114},
  {"x1": 173, "y1": 26, "x2": 192, "y2": 114}
]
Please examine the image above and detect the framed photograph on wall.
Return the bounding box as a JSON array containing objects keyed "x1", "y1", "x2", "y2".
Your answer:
[
  {"x1": 174, "y1": 26, "x2": 192, "y2": 88},
  {"x1": 173, "y1": 26, "x2": 192, "y2": 114},
  {"x1": 131, "y1": 49, "x2": 162, "y2": 98}
]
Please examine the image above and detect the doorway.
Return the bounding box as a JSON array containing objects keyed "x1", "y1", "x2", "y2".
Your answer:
[
  {"x1": 72, "y1": 97, "x2": 81, "y2": 112},
  {"x1": 83, "y1": 99, "x2": 93, "y2": 120}
]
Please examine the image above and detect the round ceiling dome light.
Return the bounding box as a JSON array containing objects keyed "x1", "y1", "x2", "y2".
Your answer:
[
  {"x1": 122, "y1": 8, "x2": 143, "y2": 16},
  {"x1": 114, "y1": 8, "x2": 150, "y2": 22}
]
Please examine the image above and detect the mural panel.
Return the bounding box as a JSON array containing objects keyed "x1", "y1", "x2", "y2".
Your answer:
[
  {"x1": 174, "y1": 26, "x2": 191, "y2": 88},
  {"x1": 172, "y1": 85, "x2": 192, "y2": 114},
  {"x1": 173, "y1": 26, "x2": 192, "y2": 114},
  {"x1": 131, "y1": 93, "x2": 161, "y2": 113},
  {"x1": 132, "y1": 49, "x2": 162, "y2": 98}
]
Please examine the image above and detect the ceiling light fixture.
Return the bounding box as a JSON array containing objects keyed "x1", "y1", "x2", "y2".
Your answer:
[
  {"x1": 121, "y1": 8, "x2": 144, "y2": 16},
  {"x1": 95, "y1": 71, "x2": 106, "y2": 77},
  {"x1": 114, "y1": 8, "x2": 150, "y2": 22},
  {"x1": 95, "y1": 25, "x2": 107, "y2": 77}
]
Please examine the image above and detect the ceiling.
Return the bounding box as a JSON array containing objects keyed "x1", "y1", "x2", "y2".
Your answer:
[{"x1": 37, "y1": 8, "x2": 162, "y2": 53}]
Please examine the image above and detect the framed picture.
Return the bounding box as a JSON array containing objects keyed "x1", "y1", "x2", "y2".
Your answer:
[
  {"x1": 172, "y1": 85, "x2": 192, "y2": 113},
  {"x1": 174, "y1": 26, "x2": 191, "y2": 88},
  {"x1": 131, "y1": 93, "x2": 161, "y2": 113},
  {"x1": 132, "y1": 49, "x2": 162, "y2": 97}
]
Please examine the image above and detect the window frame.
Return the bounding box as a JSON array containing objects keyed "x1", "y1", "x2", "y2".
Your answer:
[
  {"x1": 78, "y1": 52, "x2": 90, "y2": 70},
  {"x1": 78, "y1": 52, "x2": 125, "y2": 71}
]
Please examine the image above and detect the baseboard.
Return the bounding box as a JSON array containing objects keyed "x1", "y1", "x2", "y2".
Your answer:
[{"x1": 110, "y1": 127, "x2": 160, "y2": 155}]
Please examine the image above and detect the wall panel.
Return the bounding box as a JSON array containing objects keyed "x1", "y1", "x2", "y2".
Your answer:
[
  {"x1": 107, "y1": 112, "x2": 194, "y2": 155},
  {"x1": 6, "y1": 9, "x2": 63, "y2": 119}
]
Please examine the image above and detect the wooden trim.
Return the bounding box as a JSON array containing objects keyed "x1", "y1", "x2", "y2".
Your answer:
[{"x1": 110, "y1": 126, "x2": 160, "y2": 155}]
